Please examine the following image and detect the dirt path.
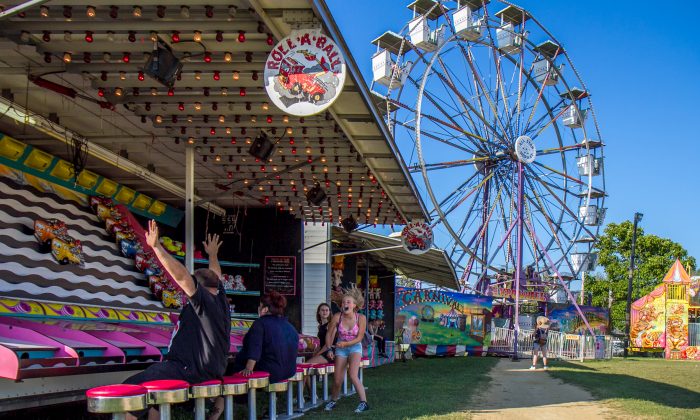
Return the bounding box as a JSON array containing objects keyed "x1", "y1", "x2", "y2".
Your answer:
[{"x1": 469, "y1": 359, "x2": 622, "y2": 419}]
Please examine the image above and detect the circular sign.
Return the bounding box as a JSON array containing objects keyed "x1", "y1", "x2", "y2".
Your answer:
[
  {"x1": 515, "y1": 135, "x2": 536, "y2": 164},
  {"x1": 264, "y1": 29, "x2": 346, "y2": 117},
  {"x1": 401, "y1": 220, "x2": 434, "y2": 255}
]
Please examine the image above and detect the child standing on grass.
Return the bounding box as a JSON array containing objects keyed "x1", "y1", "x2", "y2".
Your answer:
[{"x1": 530, "y1": 316, "x2": 550, "y2": 370}]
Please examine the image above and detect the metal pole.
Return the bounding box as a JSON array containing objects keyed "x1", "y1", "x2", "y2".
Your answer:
[
  {"x1": 513, "y1": 162, "x2": 524, "y2": 360},
  {"x1": 185, "y1": 146, "x2": 195, "y2": 274},
  {"x1": 580, "y1": 271, "x2": 586, "y2": 305},
  {"x1": 624, "y1": 213, "x2": 641, "y2": 358}
]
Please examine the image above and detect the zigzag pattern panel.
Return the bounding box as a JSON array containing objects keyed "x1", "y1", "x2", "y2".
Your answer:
[{"x1": 0, "y1": 176, "x2": 166, "y2": 312}]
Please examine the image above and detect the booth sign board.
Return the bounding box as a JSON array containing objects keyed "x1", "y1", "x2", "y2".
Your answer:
[
  {"x1": 264, "y1": 256, "x2": 296, "y2": 295},
  {"x1": 264, "y1": 29, "x2": 346, "y2": 116},
  {"x1": 401, "y1": 220, "x2": 433, "y2": 255},
  {"x1": 489, "y1": 286, "x2": 547, "y2": 302}
]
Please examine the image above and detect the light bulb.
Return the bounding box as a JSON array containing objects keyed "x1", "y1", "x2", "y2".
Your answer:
[
  {"x1": 232, "y1": 71, "x2": 240, "y2": 80},
  {"x1": 193, "y1": 31, "x2": 202, "y2": 43}
]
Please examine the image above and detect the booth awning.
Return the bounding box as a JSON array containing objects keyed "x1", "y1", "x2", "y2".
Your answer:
[{"x1": 333, "y1": 227, "x2": 459, "y2": 290}]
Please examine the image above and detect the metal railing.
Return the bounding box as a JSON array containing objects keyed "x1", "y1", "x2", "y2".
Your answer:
[
  {"x1": 690, "y1": 323, "x2": 700, "y2": 346},
  {"x1": 489, "y1": 327, "x2": 613, "y2": 360}
]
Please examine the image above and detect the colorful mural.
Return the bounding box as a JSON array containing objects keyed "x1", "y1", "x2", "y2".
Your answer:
[
  {"x1": 690, "y1": 277, "x2": 700, "y2": 308},
  {"x1": 395, "y1": 287, "x2": 493, "y2": 353},
  {"x1": 630, "y1": 284, "x2": 666, "y2": 349},
  {"x1": 547, "y1": 304, "x2": 610, "y2": 335}
]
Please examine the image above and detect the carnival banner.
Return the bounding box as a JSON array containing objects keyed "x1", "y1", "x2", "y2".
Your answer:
[
  {"x1": 395, "y1": 287, "x2": 493, "y2": 352},
  {"x1": 547, "y1": 303, "x2": 609, "y2": 335},
  {"x1": 489, "y1": 286, "x2": 547, "y2": 302},
  {"x1": 630, "y1": 284, "x2": 666, "y2": 349}
]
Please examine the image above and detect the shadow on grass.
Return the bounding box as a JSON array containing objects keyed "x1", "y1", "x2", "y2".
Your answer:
[
  {"x1": 303, "y1": 356, "x2": 499, "y2": 420},
  {"x1": 550, "y1": 360, "x2": 700, "y2": 410}
]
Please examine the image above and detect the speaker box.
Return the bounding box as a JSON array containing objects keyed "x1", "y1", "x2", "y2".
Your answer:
[
  {"x1": 341, "y1": 215, "x2": 358, "y2": 233},
  {"x1": 306, "y1": 183, "x2": 327, "y2": 206},
  {"x1": 248, "y1": 133, "x2": 275, "y2": 161},
  {"x1": 142, "y1": 40, "x2": 182, "y2": 88}
]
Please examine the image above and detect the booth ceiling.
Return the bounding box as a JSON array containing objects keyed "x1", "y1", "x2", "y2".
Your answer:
[{"x1": 0, "y1": 0, "x2": 427, "y2": 224}]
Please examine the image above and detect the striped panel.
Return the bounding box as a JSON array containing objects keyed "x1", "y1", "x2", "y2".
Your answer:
[{"x1": 0, "y1": 177, "x2": 166, "y2": 312}]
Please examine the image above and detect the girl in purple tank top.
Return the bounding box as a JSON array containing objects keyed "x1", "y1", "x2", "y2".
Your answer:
[{"x1": 324, "y1": 287, "x2": 369, "y2": 413}]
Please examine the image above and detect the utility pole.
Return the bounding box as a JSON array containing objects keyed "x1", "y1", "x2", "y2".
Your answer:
[{"x1": 624, "y1": 212, "x2": 643, "y2": 358}]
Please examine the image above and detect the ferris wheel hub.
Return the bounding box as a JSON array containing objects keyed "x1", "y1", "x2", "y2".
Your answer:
[{"x1": 514, "y1": 135, "x2": 536, "y2": 164}]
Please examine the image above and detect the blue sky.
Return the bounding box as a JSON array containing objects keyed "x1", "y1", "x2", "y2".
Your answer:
[{"x1": 328, "y1": 0, "x2": 700, "y2": 266}]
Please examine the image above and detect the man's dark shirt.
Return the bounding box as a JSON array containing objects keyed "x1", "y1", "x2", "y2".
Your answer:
[
  {"x1": 165, "y1": 282, "x2": 231, "y2": 381},
  {"x1": 232, "y1": 314, "x2": 298, "y2": 383}
]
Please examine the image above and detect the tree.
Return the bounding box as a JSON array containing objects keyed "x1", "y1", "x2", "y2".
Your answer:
[{"x1": 587, "y1": 221, "x2": 696, "y2": 333}]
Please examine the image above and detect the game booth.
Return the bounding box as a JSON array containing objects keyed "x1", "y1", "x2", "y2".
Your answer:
[
  {"x1": 0, "y1": 0, "x2": 431, "y2": 413},
  {"x1": 630, "y1": 260, "x2": 700, "y2": 360}
]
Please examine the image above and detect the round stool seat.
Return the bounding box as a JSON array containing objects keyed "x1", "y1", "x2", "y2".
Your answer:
[
  {"x1": 361, "y1": 357, "x2": 370, "y2": 367},
  {"x1": 86, "y1": 384, "x2": 148, "y2": 413},
  {"x1": 141, "y1": 380, "x2": 189, "y2": 404},
  {"x1": 266, "y1": 379, "x2": 289, "y2": 393},
  {"x1": 190, "y1": 379, "x2": 222, "y2": 398},
  {"x1": 222, "y1": 376, "x2": 248, "y2": 396},
  {"x1": 289, "y1": 367, "x2": 304, "y2": 382},
  {"x1": 297, "y1": 363, "x2": 313, "y2": 375},
  {"x1": 323, "y1": 363, "x2": 335, "y2": 373},
  {"x1": 310, "y1": 363, "x2": 327, "y2": 376},
  {"x1": 232, "y1": 371, "x2": 270, "y2": 389}
]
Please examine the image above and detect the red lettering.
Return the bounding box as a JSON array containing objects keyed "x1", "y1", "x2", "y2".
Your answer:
[
  {"x1": 277, "y1": 44, "x2": 289, "y2": 56},
  {"x1": 322, "y1": 44, "x2": 334, "y2": 55},
  {"x1": 316, "y1": 36, "x2": 327, "y2": 49},
  {"x1": 330, "y1": 59, "x2": 341, "y2": 69},
  {"x1": 299, "y1": 33, "x2": 311, "y2": 46},
  {"x1": 271, "y1": 50, "x2": 284, "y2": 62},
  {"x1": 267, "y1": 60, "x2": 280, "y2": 70},
  {"x1": 286, "y1": 37, "x2": 297, "y2": 50}
]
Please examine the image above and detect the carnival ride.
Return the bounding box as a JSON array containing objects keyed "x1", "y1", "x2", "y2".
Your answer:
[{"x1": 370, "y1": 0, "x2": 606, "y2": 339}]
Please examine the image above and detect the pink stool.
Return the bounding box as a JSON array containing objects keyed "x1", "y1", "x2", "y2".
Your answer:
[
  {"x1": 221, "y1": 376, "x2": 248, "y2": 420},
  {"x1": 141, "y1": 380, "x2": 189, "y2": 420},
  {"x1": 296, "y1": 363, "x2": 312, "y2": 411},
  {"x1": 309, "y1": 363, "x2": 327, "y2": 408},
  {"x1": 285, "y1": 367, "x2": 305, "y2": 418},
  {"x1": 322, "y1": 362, "x2": 335, "y2": 401},
  {"x1": 360, "y1": 356, "x2": 370, "y2": 387},
  {"x1": 266, "y1": 379, "x2": 288, "y2": 420},
  {"x1": 190, "y1": 379, "x2": 222, "y2": 420},
  {"x1": 86, "y1": 384, "x2": 148, "y2": 420},
  {"x1": 232, "y1": 371, "x2": 270, "y2": 420}
]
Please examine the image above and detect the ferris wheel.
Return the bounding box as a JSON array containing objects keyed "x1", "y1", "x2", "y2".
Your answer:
[{"x1": 370, "y1": 0, "x2": 606, "y2": 298}]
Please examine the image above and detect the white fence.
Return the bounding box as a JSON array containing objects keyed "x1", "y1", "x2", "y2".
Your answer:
[{"x1": 489, "y1": 327, "x2": 613, "y2": 361}]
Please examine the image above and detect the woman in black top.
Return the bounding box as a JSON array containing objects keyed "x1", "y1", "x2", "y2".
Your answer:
[{"x1": 306, "y1": 303, "x2": 332, "y2": 364}]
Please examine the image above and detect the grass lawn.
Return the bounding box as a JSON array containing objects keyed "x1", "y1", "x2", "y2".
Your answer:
[
  {"x1": 548, "y1": 358, "x2": 700, "y2": 419},
  {"x1": 303, "y1": 356, "x2": 498, "y2": 420}
]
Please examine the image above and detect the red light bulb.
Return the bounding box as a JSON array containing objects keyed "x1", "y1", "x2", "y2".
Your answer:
[
  {"x1": 267, "y1": 34, "x2": 274, "y2": 45},
  {"x1": 85, "y1": 31, "x2": 94, "y2": 43},
  {"x1": 100, "y1": 71, "x2": 108, "y2": 81},
  {"x1": 128, "y1": 31, "x2": 136, "y2": 43},
  {"x1": 178, "y1": 102, "x2": 185, "y2": 111},
  {"x1": 230, "y1": 137, "x2": 237, "y2": 144},
  {"x1": 97, "y1": 87, "x2": 105, "y2": 97},
  {"x1": 171, "y1": 31, "x2": 180, "y2": 43},
  {"x1": 252, "y1": 71, "x2": 258, "y2": 81},
  {"x1": 42, "y1": 31, "x2": 51, "y2": 42},
  {"x1": 289, "y1": 137, "x2": 295, "y2": 145},
  {"x1": 205, "y1": 5, "x2": 213, "y2": 18},
  {"x1": 237, "y1": 31, "x2": 246, "y2": 42},
  {"x1": 167, "y1": 87, "x2": 174, "y2": 96},
  {"x1": 267, "y1": 115, "x2": 273, "y2": 124},
  {"x1": 204, "y1": 51, "x2": 212, "y2": 63},
  {"x1": 210, "y1": 127, "x2": 216, "y2": 135},
  {"x1": 216, "y1": 31, "x2": 223, "y2": 42},
  {"x1": 83, "y1": 52, "x2": 92, "y2": 63},
  {"x1": 213, "y1": 70, "x2": 220, "y2": 81},
  {"x1": 239, "y1": 87, "x2": 246, "y2": 96},
  {"x1": 138, "y1": 71, "x2": 144, "y2": 81},
  {"x1": 109, "y1": 5, "x2": 118, "y2": 19},
  {"x1": 122, "y1": 52, "x2": 130, "y2": 63}
]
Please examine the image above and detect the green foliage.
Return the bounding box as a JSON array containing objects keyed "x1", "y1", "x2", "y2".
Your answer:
[{"x1": 589, "y1": 221, "x2": 696, "y2": 332}]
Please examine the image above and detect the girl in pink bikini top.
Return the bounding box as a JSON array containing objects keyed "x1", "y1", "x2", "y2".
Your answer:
[{"x1": 337, "y1": 312, "x2": 359, "y2": 342}]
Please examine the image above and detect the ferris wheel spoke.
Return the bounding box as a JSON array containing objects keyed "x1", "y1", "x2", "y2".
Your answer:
[
  {"x1": 409, "y1": 155, "x2": 502, "y2": 173},
  {"x1": 531, "y1": 161, "x2": 584, "y2": 186},
  {"x1": 526, "y1": 169, "x2": 596, "y2": 239},
  {"x1": 399, "y1": 122, "x2": 477, "y2": 154},
  {"x1": 435, "y1": 56, "x2": 493, "y2": 150},
  {"x1": 428, "y1": 170, "x2": 481, "y2": 217},
  {"x1": 441, "y1": 170, "x2": 494, "y2": 220},
  {"x1": 461, "y1": 44, "x2": 512, "y2": 146},
  {"x1": 523, "y1": 96, "x2": 566, "y2": 135},
  {"x1": 391, "y1": 96, "x2": 487, "y2": 152}
]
